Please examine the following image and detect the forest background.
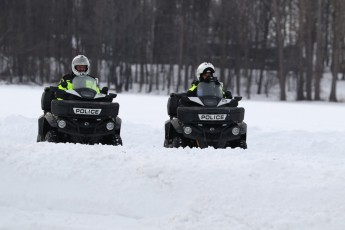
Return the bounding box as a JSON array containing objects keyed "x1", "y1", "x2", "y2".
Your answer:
[{"x1": 1, "y1": 0, "x2": 345, "y2": 101}]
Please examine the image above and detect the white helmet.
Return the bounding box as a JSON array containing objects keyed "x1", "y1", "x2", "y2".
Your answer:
[
  {"x1": 195, "y1": 62, "x2": 215, "y2": 79},
  {"x1": 71, "y1": 55, "x2": 90, "y2": 76}
]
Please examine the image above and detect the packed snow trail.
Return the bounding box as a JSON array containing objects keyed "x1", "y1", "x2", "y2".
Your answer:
[{"x1": 0, "y1": 85, "x2": 345, "y2": 230}]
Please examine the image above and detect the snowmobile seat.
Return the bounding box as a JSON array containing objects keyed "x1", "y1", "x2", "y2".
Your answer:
[
  {"x1": 167, "y1": 97, "x2": 179, "y2": 117},
  {"x1": 41, "y1": 87, "x2": 55, "y2": 112},
  {"x1": 167, "y1": 93, "x2": 186, "y2": 117}
]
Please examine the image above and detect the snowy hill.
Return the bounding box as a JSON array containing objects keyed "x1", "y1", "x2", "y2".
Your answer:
[{"x1": 0, "y1": 85, "x2": 345, "y2": 230}]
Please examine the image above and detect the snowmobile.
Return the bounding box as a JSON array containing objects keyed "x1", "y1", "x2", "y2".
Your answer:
[
  {"x1": 37, "y1": 76, "x2": 122, "y2": 145},
  {"x1": 164, "y1": 80, "x2": 247, "y2": 149}
]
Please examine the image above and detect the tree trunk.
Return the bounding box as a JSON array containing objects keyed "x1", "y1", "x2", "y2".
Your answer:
[
  {"x1": 176, "y1": 13, "x2": 184, "y2": 93},
  {"x1": 257, "y1": 6, "x2": 271, "y2": 95},
  {"x1": 184, "y1": 64, "x2": 189, "y2": 91},
  {"x1": 235, "y1": 62, "x2": 241, "y2": 96},
  {"x1": 139, "y1": 62, "x2": 144, "y2": 92},
  {"x1": 155, "y1": 63, "x2": 160, "y2": 91},
  {"x1": 272, "y1": 0, "x2": 286, "y2": 101},
  {"x1": 296, "y1": 0, "x2": 306, "y2": 100},
  {"x1": 167, "y1": 64, "x2": 173, "y2": 95},
  {"x1": 329, "y1": 0, "x2": 344, "y2": 102},
  {"x1": 305, "y1": 1, "x2": 314, "y2": 101},
  {"x1": 314, "y1": 0, "x2": 324, "y2": 100}
]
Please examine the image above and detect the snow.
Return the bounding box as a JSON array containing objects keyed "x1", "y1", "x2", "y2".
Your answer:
[{"x1": 0, "y1": 85, "x2": 345, "y2": 230}]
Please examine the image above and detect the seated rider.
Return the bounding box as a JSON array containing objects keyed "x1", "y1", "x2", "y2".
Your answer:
[
  {"x1": 58, "y1": 55, "x2": 100, "y2": 93},
  {"x1": 187, "y1": 62, "x2": 232, "y2": 98}
]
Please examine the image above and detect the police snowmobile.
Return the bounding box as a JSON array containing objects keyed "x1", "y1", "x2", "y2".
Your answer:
[
  {"x1": 164, "y1": 80, "x2": 247, "y2": 149},
  {"x1": 37, "y1": 76, "x2": 122, "y2": 145}
]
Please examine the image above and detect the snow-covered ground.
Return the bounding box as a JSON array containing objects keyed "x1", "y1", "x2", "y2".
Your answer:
[{"x1": 0, "y1": 85, "x2": 345, "y2": 230}]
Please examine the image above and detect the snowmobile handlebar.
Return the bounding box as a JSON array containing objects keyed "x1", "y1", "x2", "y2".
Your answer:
[
  {"x1": 46, "y1": 86, "x2": 117, "y2": 101},
  {"x1": 234, "y1": 96, "x2": 242, "y2": 101},
  {"x1": 107, "y1": 93, "x2": 117, "y2": 99},
  {"x1": 170, "y1": 93, "x2": 187, "y2": 98}
]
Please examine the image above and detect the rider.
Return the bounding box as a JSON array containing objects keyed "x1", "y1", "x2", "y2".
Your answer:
[
  {"x1": 57, "y1": 55, "x2": 100, "y2": 93},
  {"x1": 187, "y1": 62, "x2": 232, "y2": 98}
]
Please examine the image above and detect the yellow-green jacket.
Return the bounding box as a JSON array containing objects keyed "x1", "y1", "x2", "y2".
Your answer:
[{"x1": 57, "y1": 73, "x2": 100, "y2": 99}]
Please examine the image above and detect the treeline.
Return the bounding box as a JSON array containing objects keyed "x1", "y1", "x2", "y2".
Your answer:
[{"x1": 0, "y1": 0, "x2": 345, "y2": 101}]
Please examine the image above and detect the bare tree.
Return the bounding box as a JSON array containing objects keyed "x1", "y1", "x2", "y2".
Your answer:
[
  {"x1": 329, "y1": 0, "x2": 345, "y2": 101},
  {"x1": 272, "y1": 0, "x2": 287, "y2": 100},
  {"x1": 0, "y1": 0, "x2": 343, "y2": 102},
  {"x1": 257, "y1": 0, "x2": 272, "y2": 96},
  {"x1": 304, "y1": 0, "x2": 315, "y2": 100},
  {"x1": 314, "y1": 0, "x2": 325, "y2": 100}
]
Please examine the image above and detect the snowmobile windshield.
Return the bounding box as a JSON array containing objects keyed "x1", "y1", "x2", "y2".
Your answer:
[
  {"x1": 72, "y1": 76, "x2": 98, "y2": 92},
  {"x1": 196, "y1": 82, "x2": 223, "y2": 98}
]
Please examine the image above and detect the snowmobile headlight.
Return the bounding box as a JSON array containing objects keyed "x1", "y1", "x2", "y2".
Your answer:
[
  {"x1": 106, "y1": 122, "x2": 115, "y2": 130},
  {"x1": 203, "y1": 99, "x2": 218, "y2": 106},
  {"x1": 58, "y1": 120, "x2": 66, "y2": 129},
  {"x1": 232, "y1": 127, "x2": 240, "y2": 135},
  {"x1": 184, "y1": 126, "x2": 192, "y2": 135},
  {"x1": 80, "y1": 90, "x2": 96, "y2": 99}
]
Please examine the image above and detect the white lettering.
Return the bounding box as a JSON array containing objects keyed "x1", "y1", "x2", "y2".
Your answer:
[
  {"x1": 73, "y1": 108, "x2": 102, "y2": 115},
  {"x1": 198, "y1": 114, "x2": 227, "y2": 121}
]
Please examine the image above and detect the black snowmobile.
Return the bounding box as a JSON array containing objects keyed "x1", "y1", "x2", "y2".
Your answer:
[
  {"x1": 164, "y1": 81, "x2": 247, "y2": 149},
  {"x1": 37, "y1": 76, "x2": 122, "y2": 145}
]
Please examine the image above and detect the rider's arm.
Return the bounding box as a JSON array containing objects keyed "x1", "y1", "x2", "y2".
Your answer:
[
  {"x1": 58, "y1": 74, "x2": 73, "y2": 90},
  {"x1": 187, "y1": 80, "x2": 199, "y2": 96}
]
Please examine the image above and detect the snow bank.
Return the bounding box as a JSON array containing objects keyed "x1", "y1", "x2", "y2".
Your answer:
[{"x1": 0, "y1": 85, "x2": 344, "y2": 230}]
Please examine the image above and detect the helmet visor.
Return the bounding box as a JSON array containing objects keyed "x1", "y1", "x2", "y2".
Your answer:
[{"x1": 75, "y1": 65, "x2": 88, "y2": 73}]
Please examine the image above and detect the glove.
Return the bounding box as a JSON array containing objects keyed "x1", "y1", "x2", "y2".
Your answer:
[
  {"x1": 224, "y1": 91, "x2": 233, "y2": 99},
  {"x1": 191, "y1": 80, "x2": 199, "y2": 86},
  {"x1": 60, "y1": 81, "x2": 68, "y2": 88},
  {"x1": 101, "y1": 87, "x2": 109, "y2": 94}
]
